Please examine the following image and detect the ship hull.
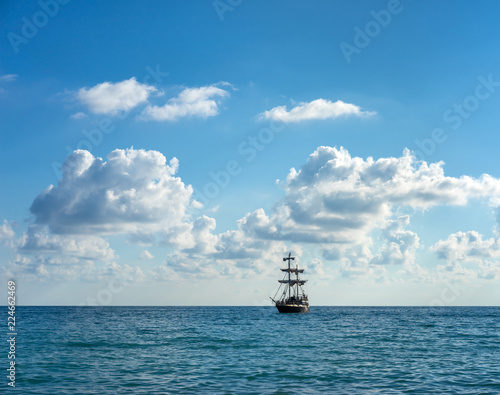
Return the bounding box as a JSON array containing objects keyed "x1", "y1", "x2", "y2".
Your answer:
[{"x1": 276, "y1": 304, "x2": 310, "y2": 313}]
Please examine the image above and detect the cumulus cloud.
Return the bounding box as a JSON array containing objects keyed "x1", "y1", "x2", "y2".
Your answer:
[
  {"x1": 152, "y1": 212, "x2": 288, "y2": 279},
  {"x1": 431, "y1": 231, "x2": 500, "y2": 263},
  {"x1": 430, "y1": 229, "x2": 500, "y2": 278},
  {"x1": 149, "y1": 209, "x2": 290, "y2": 279},
  {"x1": 18, "y1": 225, "x2": 115, "y2": 260},
  {"x1": 6, "y1": 254, "x2": 86, "y2": 281},
  {"x1": 14, "y1": 147, "x2": 239, "y2": 281},
  {"x1": 30, "y1": 148, "x2": 194, "y2": 236},
  {"x1": 0, "y1": 224, "x2": 115, "y2": 281},
  {"x1": 219, "y1": 146, "x2": 500, "y2": 279},
  {"x1": 324, "y1": 237, "x2": 385, "y2": 280},
  {"x1": 5, "y1": 253, "x2": 144, "y2": 283},
  {"x1": 370, "y1": 216, "x2": 420, "y2": 266},
  {"x1": 18, "y1": 145, "x2": 500, "y2": 283},
  {"x1": 430, "y1": 232, "x2": 500, "y2": 282},
  {"x1": 77, "y1": 77, "x2": 157, "y2": 115},
  {"x1": 3, "y1": 224, "x2": 149, "y2": 282},
  {"x1": 306, "y1": 258, "x2": 326, "y2": 276},
  {"x1": 272, "y1": 146, "x2": 500, "y2": 243},
  {"x1": 103, "y1": 261, "x2": 145, "y2": 283},
  {"x1": 23, "y1": 147, "x2": 233, "y2": 280},
  {"x1": 73, "y1": 78, "x2": 233, "y2": 121},
  {"x1": 0, "y1": 220, "x2": 15, "y2": 245},
  {"x1": 140, "y1": 84, "x2": 230, "y2": 121},
  {"x1": 148, "y1": 145, "x2": 500, "y2": 281},
  {"x1": 152, "y1": 240, "x2": 289, "y2": 280},
  {"x1": 258, "y1": 99, "x2": 375, "y2": 123},
  {"x1": 477, "y1": 260, "x2": 500, "y2": 280},
  {"x1": 181, "y1": 215, "x2": 219, "y2": 254},
  {"x1": 214, "y1": 215, "x2": 286, "y2": 264}
]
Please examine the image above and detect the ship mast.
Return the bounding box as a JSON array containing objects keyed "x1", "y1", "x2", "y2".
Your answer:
[
  {"x1": 272, "y1": 252, "x2": 310, "y2": 313},
  {"x1": 296, "y1": 265, "x2": 299, "y2": 298},
  {"x1": 283, "y1": 252, "x2": 294, "y2": 300}
]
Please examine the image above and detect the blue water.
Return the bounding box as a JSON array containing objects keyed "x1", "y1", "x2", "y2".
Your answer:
[{"x1": 8, "y1": 306, "x2": 500, "y2": 394}]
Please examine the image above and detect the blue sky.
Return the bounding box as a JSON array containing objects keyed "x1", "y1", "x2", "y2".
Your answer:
[{"x1": 2, "y1": 0, "x2": 500, "y2": 305}]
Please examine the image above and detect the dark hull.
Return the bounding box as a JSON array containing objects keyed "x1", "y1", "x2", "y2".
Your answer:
[{"x1": 276, "y1": 304, "x2": 310, "y2": 313}]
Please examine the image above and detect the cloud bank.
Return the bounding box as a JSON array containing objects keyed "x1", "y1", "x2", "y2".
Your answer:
[
  {"x1": 241, "y1": 146, "x2": 500, "y2": 245},
  {"x1": 213, "y1": 146, "x2": 500, "y2": 278},
  {"x1": 6, "y1": 146, "x2": 500, "y2": 283}
]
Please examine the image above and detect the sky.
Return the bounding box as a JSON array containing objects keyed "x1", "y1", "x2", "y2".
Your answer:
[{"x1": 1, "y1": 0, "x2": 500, "y2": 306}]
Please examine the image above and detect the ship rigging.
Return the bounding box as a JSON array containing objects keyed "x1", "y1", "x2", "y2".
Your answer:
[{"x1": 270, "y1": 253, "x2": 310, "y2": 313}]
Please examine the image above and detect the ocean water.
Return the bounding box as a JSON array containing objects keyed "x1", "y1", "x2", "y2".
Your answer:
[{"x1": 8, "y1": 306, "x2": 500, "y2": 394}]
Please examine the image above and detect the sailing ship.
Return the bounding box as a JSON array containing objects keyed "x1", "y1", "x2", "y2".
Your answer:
[{"x1": 270, "y1": 253, "x2": 310, "y2": 313}]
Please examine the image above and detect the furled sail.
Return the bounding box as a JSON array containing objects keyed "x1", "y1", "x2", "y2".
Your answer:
[
  {"x1": 278, "y1": 280, "x2": 307, "y2": 286},
  {"x1": 271, "y1": 252, "x2": 310, "y2": 313},
  {"x1": 280, "y1": 268, "x2": 304, "y2": 273}
]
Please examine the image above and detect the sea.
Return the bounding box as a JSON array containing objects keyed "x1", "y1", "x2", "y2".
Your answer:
[{"x1": 8, "y1": 306, "x2": 500, "y2": 394}]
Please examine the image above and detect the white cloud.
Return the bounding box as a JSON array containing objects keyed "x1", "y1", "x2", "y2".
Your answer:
[
  {"x1": 5, "y1": 251, "x2": 106, "y2": 281},
  {"x1": 434, "y1": 261, "x2": 478, "y2": 283},
  {"x1": 70, "y1": 111, "x2": 87, "y2": 119},
  {"x1": 22, "y1": 148, "x2": 228, "y2": 280},
  {"x1": 5, "y1": 253, "x2": 145, "y2": 283},
  {"x1": 306, "y1": 258, "x2": 326, "y2": 276},
  {"x1": 159, "y1": 251, "x2": 220, "y2": 278},
  {"x1": 140, "y1": 84, "x2": 230, "y2": 121},
  {"x1": 104, "y1": 261, "x2": 145, "y2": 283},
  {"x1": 139, "y1": 250, "x2": 154, "y2": 260},
  {"x1": 150, "y1": 210, "x2": 288, "y2": 279},
  {"x1": 4, "y1": 224, "x2": 147, "y2": 282},
  {"x1": 17, "y1": 145, "x2": 500, "y2": 283},
  {"x1": 18, "y1": 225, "x2": 115, "y2": 260},
  {"x1": 216, "y1": 146, "x2": 500, "y2": 280},
  {"x1": 1, "y1": 221, "x2": 120, "y2": 282},
  {"x1": 150, "y1": 145, "x2": 500, "y2": 281},
  {"x1": 30, "y1": 148, "x2": 194, "y2": 236},
  {"x1": 214, "y1": 217, "x2": 286, "y2": 264},
  {"x1": 148, "y1": 208, "x2": 291, "y2": 279},
  {"x1": 431, "y1": 231, "x2": 500, "y2": 263},
  {"x1": 152, "y1": 239, "x2": 288, "y2": 280},
  {"x1": 182, "y1": 215, "x2": 219, "y2": 254},
  {"x1": 0, "y1": 220, "x2": 15, "y2": 245},
  {"x1": 370, "y1": 216, "x2": 420, "y2": 266},
  {"x1": 77, "y1": 77, "x2": 157, "y2": 115},
  {"x1": 271, "y1": 146, "x2": 500, "y2": 243},
  {"x1": 258, "y1": 99, "x2": 376, "y2": 123},
  {"x1": 0, "y1": 74, "x2": 18, "y2": 82},
  {"x1": 477, "y1": 260, "x2": 500, "y2": 280}
]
